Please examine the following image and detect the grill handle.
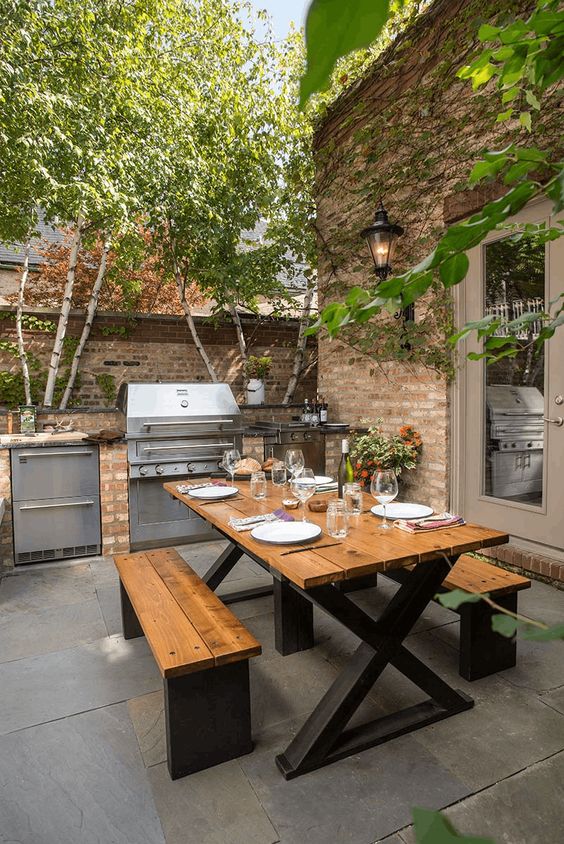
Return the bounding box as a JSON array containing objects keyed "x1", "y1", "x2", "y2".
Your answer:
[
  {"x1": 143, "y1": 442, "x2": 233, "y2": 452},
  {"x1": 20, "y1": 500, "x2": 95, "y2": 510},
  {"x1": 142, "y1": 420, "x2": 234, "y2": 427},
  {"x1": 18, "y1": 450, "x2": 93, "y2": 459}
]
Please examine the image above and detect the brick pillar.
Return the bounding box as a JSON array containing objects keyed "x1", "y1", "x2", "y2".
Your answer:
[
  {"x1": 0, "y1": 448, "x2": 13, "y2": 569},
  {"x1": 99, "y1": 441, "x2": 130, "y2": 556}
]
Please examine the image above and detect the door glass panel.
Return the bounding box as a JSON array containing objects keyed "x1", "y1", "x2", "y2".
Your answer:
[{"x1": 483, "y1": 237, "x2": 545, "y2": 506}]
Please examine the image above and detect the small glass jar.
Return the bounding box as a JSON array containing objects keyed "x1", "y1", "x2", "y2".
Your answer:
[
  {"x1": 326, "y1": 499, "x2": 348, "y2": 538},
  {"x1": 250, "y1": 471, "x2": 267, "y2": 500},
  {"x1": 343, "y1": 482, "x2": 363, "y2": 516},
  {"x1": 310, "y1": 411, "x2": 320, "y2": 427},
  {"x1": 271, "y1": 460, "x2": 287, "y2": 487}
]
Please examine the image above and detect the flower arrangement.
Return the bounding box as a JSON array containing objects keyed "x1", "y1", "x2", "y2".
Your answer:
[
  {"x1": 244, "y1": 355, "x2": 272, "y2": 380},
  {"x1": 350, "y1": 422, "x2": 423, "y2": 485}
]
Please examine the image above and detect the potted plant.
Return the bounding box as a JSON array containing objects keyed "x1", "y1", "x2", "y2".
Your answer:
[
  {"x1": 350, "y1": 422, "x2": 423, "y2": 488},
  {"x1": 244, "y1": 355, "x2": 272, "y2": 405}
]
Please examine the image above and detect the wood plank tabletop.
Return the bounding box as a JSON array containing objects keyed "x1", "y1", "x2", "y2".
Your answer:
[{"x1": 164, "y1": 480, "x2": 508, "y2": 590}]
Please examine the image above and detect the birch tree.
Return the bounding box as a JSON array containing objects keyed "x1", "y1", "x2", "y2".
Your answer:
[{"x1": 15, "y1": 242, "x2": 32, "y2": 405}]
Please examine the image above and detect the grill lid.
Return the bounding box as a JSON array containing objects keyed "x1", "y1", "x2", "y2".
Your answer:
[
  {"x1": 486, "y1": 385, "x2": 544, "y2": 419},
  {"x1": 118, "y1": 382, "x2": 241, "y2": 433}
]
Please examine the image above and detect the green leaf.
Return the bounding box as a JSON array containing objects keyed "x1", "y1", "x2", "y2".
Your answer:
[
  {"x1": 299, "y1": 0, "x2": 390, "y2": 107},
  {"x1": 439, "y1": 253, "x2": 469, "y2": 287},
  {"x1": 525, "y1": 89, "x2": 541, "y2": 109},
  {"x1": 436, "y1": 589, "x2": 486, "y2": 611},
  {"x1": 523, "y1": 623, "x2": 564, "y2": 642},
  {"x1": 478, "y1": 24, "x2": 500, "y2": 42},
  {"x1": 495, "y1": 108, "x2": 514, "y2": 123},
  {"x1": 519, "y1": 111, "x2": 532, "y2": 132},
  {"x1": 491, "y1": 614, "x2": 520, "y2": 637},
  {"x1": 412, "y1": 807, "x2": 496, "y2": 844}
]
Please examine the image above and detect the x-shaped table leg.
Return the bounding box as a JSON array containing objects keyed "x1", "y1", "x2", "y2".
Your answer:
[
  {"x1": 202, "y1": 541, "x2": 274, "y2": 604},
  {"x1": 275, "y1": 556, "x2": 473, "y2": 779}
]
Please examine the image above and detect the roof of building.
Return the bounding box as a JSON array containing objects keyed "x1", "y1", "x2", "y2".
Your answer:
[{"x1": 0, "y1": 215, "x2": 65, "y2": 267}]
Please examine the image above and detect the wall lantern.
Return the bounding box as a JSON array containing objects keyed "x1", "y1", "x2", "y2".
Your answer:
[
  {"x1": 361, "y1": 200, "x2": 413, "y2": 324},
  {"x1": 361, "y1": 200, "x2": 403, "y2": 280}
]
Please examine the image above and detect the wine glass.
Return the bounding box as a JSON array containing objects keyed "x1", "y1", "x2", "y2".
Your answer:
[
  {"x1": 271, "y1": 460, "x2": 287, "y2": 487},
  {"x1": 222, "y1": 448, "x2": 240, "y2": 486},
  {"x1": 285, "y1": 448, "x2": 305, "y2": 480},
  {"x1": 371, "y1": 470, "x2": 398, "y2": 531},
  {"x1": 290, "y1": 468, "x2": 317, "y2": 522}
]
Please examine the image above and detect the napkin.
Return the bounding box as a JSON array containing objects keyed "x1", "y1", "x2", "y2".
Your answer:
[
  {"x1": 394, "y1": 512, "x2": 465, "y2": 534},
  {"x1": 229, "y1": 508, "x2": 295, "y2": 532},
  {"x1": 314, "y1": 482, "x2": 338, "y2": 493},
  {"x1": 176, "y1": 481, "x2": 227, "y2": 493}
]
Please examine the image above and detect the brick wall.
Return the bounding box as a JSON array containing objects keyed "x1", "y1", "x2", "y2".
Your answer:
[
  {"x1": 0, "y1": 307, "x2": 317, "y2": 407},
  {"x1": 0, "y1": 448, "x2": 12, "y2": 571},
  {"x1": 313, "y1": 0, "x2": 559, "y2": 517},
  {"x1": 99, "y1": 442, "x2": 129, "y2": 556}
]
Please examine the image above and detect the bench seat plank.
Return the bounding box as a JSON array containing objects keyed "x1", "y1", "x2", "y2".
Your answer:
[
  {"x1": 146, "y1": 549, "x2": 261, "y2": 666},
  {"x1": 443, "y1": 555, "x2": 531, "y2": 596},
  {"x1": 115, "y1": 552, "x2": 215, "y2": 678}
]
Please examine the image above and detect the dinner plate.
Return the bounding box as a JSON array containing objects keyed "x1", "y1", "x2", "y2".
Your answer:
[
  {"x1": 370, "y1": 502, "x2": 433, "y2": 520},
  {"x1": 251, "y1": 521, "x2": 322, "y2": 545},
  {"x1": 314, "y1": 475, "x2": 333, "y2": 484},
  {"x1": 188, "y1": 486, "x2": 239, "y2": 500}
]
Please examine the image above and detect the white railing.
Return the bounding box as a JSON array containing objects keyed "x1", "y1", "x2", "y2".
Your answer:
[{"x1": 487, "y1": 297, "x2": 544, "y2": 338}]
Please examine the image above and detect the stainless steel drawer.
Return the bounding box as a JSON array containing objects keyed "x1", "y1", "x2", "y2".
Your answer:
[
  {"x1": 11, "y1": 445, "x2": 100, "y2": 501},
  {"x1": 12, "y1": 496, "x2": 101, "y2": 561}
]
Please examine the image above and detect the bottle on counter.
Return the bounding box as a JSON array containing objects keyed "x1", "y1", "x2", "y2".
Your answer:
[
  {"x1": 303, "y1": 398, "x2": 312, "y2": 425},
  {"x1": 319, "y1": 398, "x2": 328, "y2": 425},
  {"x1": 337, "y1": 438, "x2": 354, "y2": 496}
]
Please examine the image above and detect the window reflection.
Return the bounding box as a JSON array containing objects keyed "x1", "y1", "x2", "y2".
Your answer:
[{"x1": 483, "y1": 237, "x2": 545, "y2": 506}]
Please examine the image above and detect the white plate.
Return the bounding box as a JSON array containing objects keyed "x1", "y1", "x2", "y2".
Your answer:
[
  {"x1": 370, "y1": 502, "x2": 433, "y2": 520},
  {"x1": 251, "y1": 521, "x2": 322, "y2": 545},
  {"x1": 188, "y1": 486, "x2": 239, "y2": 500},
  {"x1": 314, "y1": 475, "x2": 333, "y2": 484}
]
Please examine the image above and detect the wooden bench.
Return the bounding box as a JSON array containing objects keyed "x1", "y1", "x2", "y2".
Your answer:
[
  {"x1": 114, "y1": 548, "x2": 261, "y2": 780},
  {"x1": 345, "y1": 555, "x2": 531, "y2": 681}
]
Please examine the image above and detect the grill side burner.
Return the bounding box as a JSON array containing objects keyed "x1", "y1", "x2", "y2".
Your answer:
[
  {"x1": 486, "y1": 385, "x2": 544, "y2": 501},
  {"x1": 118, "y1": 382, "x2": 243, "y2": 549}
]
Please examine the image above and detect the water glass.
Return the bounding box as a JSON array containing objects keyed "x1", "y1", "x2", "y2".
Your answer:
[
  {"x1": 271, "y1": 460, "x2": 287, "y2": 487},
  {"x1": 371, "y1": 470, "x2": 399, "y2": 531},
  {"x1": 285, "y1": 448, "x2": 305, "y2": 479},
  {"x1": 343, "y1": 482, "x2": 363, "y2": 516},
  {"x1": 326, "y1": 499, "x2": 348, "y2": 538},
  {"x1": 290, "y1": 468, "x2": 316, "y2": 521},
  {"x1": 222, "y1": 447, "x2": 240, "y2": 485},
  {"x1": 250, "y1": 471, "x2": 267, "y2": 500}
]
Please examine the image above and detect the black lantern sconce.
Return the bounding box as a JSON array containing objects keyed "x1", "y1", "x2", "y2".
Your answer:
[{"x1": 361, "y1": 200, "x2": 414, "y2": 323}]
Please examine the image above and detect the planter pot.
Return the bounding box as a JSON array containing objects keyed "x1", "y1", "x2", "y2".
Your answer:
[{"x1": 246, "y1": 379, "x2": 265, "y2": 405}]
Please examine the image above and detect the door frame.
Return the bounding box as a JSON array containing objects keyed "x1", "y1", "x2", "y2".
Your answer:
[{"x1": 450, "y1": 196, "x2": 564, "y2": 561}]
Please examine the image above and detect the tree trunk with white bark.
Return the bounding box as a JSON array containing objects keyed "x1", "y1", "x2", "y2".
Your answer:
[
  {"x1": 43, "y1": 215, "x2": 84, "y2": 407},
  {"x1": 174, "y1": 259, "x2": 218, "y2": 382},
  {"x1": 16, "y1": 240, "x2": 32, "y2": 405},
  {"x1": 59, "y1": 236, "x2": 110, "y2": 410},
  {"x1": 283, "y1": 281, "x2": 315, "y2": 405},
  {"x1": 229, "y1": 302, "x2": 248, "y2": 387}
]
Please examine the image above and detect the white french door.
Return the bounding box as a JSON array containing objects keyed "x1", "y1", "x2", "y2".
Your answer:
[{"x1": 454, "y1": 198, "x2": 564, "y2": 556}]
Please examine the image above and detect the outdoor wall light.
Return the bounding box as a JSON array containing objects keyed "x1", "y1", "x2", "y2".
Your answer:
[{"x1": 361, "y1": 200, "x2": 413, "y2": 323}]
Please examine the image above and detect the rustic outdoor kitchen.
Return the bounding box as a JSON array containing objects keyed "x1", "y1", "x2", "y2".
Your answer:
[{"x1": 0, "y1": 383, "x2": 349, "y2": 570}]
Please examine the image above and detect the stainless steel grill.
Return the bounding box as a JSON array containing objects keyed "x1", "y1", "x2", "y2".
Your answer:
[
  {"x1": 118, "y1": 382, "x2": 243, "y2": 549},
  {"x1": 486, "y1": 385, "x2": 544, "y2": 500},
  {"x1": 249, "y1": 420, "x2": 326, "y2": 475}
]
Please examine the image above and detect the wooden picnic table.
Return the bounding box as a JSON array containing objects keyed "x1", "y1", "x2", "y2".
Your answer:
[{"x1": 165, "y1": 479, "x2": 508, "y2": 779}]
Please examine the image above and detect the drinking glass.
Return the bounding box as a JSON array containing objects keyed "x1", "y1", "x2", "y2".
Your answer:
[
  {"x1": 250, "y1": 471, "x2": 267, "y2": 500},
  {"x1": 271, "y1": 460, "x2": 287, "y2": 487},
  {"x1": 343, "y1": 482, "x2": 363, "y2": 516},
  {"x1": 222, "y1": 448, "x2": 240, "y2": 486},
  {"x1": 290, "y1": 468, "x2": 317, "y2": 522},
  {"x1": 285, "y1": 448, "x2": 305, "y2": 480},
  {"x1": 371, "y1": 470, "x2": 398, "y2": 531},
  {"x1": 326, "y1": 499, "x2": 348, "y2": 538}
]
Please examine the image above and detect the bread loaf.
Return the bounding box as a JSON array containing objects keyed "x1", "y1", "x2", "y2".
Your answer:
[
  {"x1": 234, "y1": 457, "x2": 262, "y2": 475},
  {"x1": 262, "y1": 457, "x2": 275, "y2": 471}
]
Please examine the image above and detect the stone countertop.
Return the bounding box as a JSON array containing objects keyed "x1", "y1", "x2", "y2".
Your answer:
[{"x1": 0, "y1": 433, "x2": 106, "y2": 450}]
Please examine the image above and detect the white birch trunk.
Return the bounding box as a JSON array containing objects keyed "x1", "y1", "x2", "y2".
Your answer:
[
  {"x1": 16, "y1": 240, "x2": 32, "y2": 405},
  {"x1": 228, "y1": 302, "x2": 248, "y2": 386},
  {"x1": 283, "y1": 281, "x2": 315, "y2": 405},
  {"x1": 174, "y1": 260, "x2": 218, "y2": 382},
  {"x1": 43, "y1": 215, "x2": 84, "y2": 407},
  {"x1": 59, "y1": 236, "x2": 110, "y2": 410}
]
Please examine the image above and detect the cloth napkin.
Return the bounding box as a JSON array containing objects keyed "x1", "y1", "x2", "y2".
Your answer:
[
  {"x1": 314, "y1": 482, "x2": 338, "y2": 493},
  {"x1": 229, "y1": 508, "x2": 295, "y2": 532},
  {"x1": 394, "y1": 512, "x2": 465, "y2": 534},
  {"x1": 176, "y1": 481, "x2": 227, "y2": 493}
]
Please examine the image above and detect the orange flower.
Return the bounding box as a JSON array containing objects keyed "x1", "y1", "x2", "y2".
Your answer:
[
  {"x1": 356, "y1": 461, "x2": 362, "y2": 469},
  {"x1": 368, "y1": 459, "x2": 374, "y2": 466},
  {"x1": 361, "y1": 469, "x2": 369, "y2": 478}
]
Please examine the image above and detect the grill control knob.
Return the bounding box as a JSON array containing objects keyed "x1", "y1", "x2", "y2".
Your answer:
[
  {"x1": 181, "y1": 400, "x2": 189, "y2": 408},
  {"x1": 187, "y1": 463, "x2": 196, "y2": 472},
  {"x1": 155, "y1": 465, "x2": 164, "y2": 475},
  {"x1": 139, "y1": 465, "x2": 149, "y2": 476}
]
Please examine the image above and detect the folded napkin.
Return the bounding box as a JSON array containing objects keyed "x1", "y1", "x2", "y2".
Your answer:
[
  {"x1": 176, "y1": 481, "x2": 227, "y2": 493},
  {"x1": 315, "y1": 482, "x2": 338, "y2": 493},
  {"x1": 394, "y1": 512, "x2": 465, "y2": 534},
  {"x1": 229, "y1": 508, "x2": 295, "y2": 532}
]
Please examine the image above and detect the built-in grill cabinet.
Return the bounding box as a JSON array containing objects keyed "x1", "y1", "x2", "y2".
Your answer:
[
  {"x1": 11, "y1": 445, "x2": 102, "y2": 565},
  {"x1": 118, "y1": 382, "x2": 243, "y2": 550}
]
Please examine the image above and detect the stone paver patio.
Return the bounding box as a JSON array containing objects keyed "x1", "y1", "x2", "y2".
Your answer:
[{"x1": 1, "y1": 541, "x2": 563, "y2": 844}]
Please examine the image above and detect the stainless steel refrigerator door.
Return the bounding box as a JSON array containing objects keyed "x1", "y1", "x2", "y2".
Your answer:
[
  {"x1": 11, "y1": 445, "x2": 100, "y2": 501},
  {"x1": 13, "y1": 496, "x2": 101, "y2": 563}
]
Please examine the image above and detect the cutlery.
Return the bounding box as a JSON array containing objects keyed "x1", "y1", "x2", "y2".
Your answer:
[
  {"x1": 280, "y1": 542, "x2": 342, "y2": 556},
  {"x1": 197, "y1": 497, "x2": 244, "y2": 505}
]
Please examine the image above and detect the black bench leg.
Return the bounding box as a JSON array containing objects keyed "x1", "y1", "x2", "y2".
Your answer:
[
  {"x1": 459, "y1": 593, "x2": 518, "y2": 681},
  {"x1": 274, "y1": 577, "x2": 314, "y2": 655},
  {"x1": 120, "y1": 581, "x2": 144, "y2": 639},
  {"x1": 164, "y1": 660, "x2": 253, "y2": 780},
  {"x1": 335, "y1": 574, "x2": 379, "y2": 593}
]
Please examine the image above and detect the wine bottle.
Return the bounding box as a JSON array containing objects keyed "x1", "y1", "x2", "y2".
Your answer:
[
  {"x1": 320, "y1": 397, "x2": 328, "y2": 424},
  {"x1": 337, "y1": 438, "x2": 354, "y2": 496}
]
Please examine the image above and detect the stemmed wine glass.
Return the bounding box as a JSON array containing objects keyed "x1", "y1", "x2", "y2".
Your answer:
[
  {"x1": 371, "y1": 470, "x2": 398, "y2": 531},
  {"x1": 222, "y1": 448, "x2": 240, "y2": 486},
  {"x1": 285, "y1": 448, "x2": 305, "y2": 480},
  {"x1": 290, "y1": 468, "x2": 317, "y2": 522}
]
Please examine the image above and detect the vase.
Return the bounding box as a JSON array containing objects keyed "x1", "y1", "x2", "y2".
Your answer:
[{"x1": 246, "y1": 378, "x2": 265, "y2": 405}]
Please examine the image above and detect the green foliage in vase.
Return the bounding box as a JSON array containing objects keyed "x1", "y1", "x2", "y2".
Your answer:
[
  {"x1": 350, "y1": 421, "x2": 422, "y2": 482},
  {"x1": 244, "y1": 356, "x2": 272, "y2": 380}
]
